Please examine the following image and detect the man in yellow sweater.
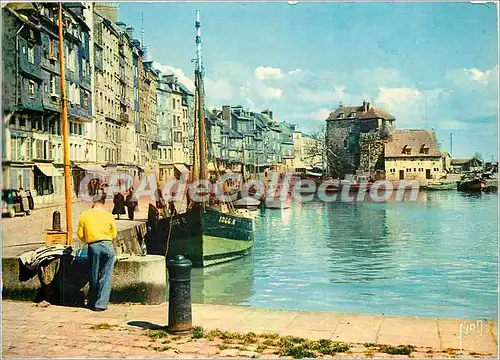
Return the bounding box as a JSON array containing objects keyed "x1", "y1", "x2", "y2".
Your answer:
[{"x1": 77, "y1": 193, "x2": 117, "y2": 311}]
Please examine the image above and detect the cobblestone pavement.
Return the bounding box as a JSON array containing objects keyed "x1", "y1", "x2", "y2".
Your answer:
[{"x1": 2, "y1": 300, "x2": 497, "y2": 359}]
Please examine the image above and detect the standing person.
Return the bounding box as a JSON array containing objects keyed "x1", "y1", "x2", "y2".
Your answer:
[
  {"x1": 155, "y1": 188, "x2": 166, "y2": 218},
  {"x1": 112, "y1": 191, "x2": 126, "y2": 220},
  {"x1": 77, "y1": 193, "x2": 117, "y2": 311},
  {"x1": 125, "y1": 187, "x2": 137, "y2": 220}
]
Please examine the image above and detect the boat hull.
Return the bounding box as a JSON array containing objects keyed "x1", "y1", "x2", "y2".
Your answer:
[
  {"x1": 146, "y1": 205, "x2": 254, "y2": 267},
  {"x1": 457, "y1": 179, "x2": 485, "y2": 192},
  {"x1": 264, "y1": 198, "x2": 292, "y2": 209},
  {"x1": 426, "y1": 182, "x2": 457, "y2": 191}
]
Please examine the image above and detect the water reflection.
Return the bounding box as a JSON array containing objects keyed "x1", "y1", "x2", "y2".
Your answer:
[
  {"x1": 190, "y1": 254, "x2": 255, "y2": 305},
  {"x1": 187, "y1": 192, "x2": 497, "y2": 319}
]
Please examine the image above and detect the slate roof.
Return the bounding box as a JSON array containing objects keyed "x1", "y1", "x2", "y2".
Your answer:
[
  {"x1": 451, "y1": 158, "x2": 483, "y2": 166},
  {"x1": 228, "y1": 128, "x2": 243, "y2": 139},
  {"x1": 326, "y1": 104, "x2": 395, "y2": 121},
  {"x1": 385, "y1": 130, "x2": 441, "y2": 158},
  {"x1": 179, "y1": 83, "x2": 194, "y2": 96}
]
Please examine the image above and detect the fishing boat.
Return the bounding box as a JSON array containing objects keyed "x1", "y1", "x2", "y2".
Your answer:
[
  {"x1": 457, "y1": 178, "x2": 485, "y2": 192},
  {"x1": 145, "y1": 11, "x2": 254, "y2": 267},
  {"x1": 426, "y1": 181, "x2": 457, "y2": 191},
  {"x1": 233, "y1": 197, "x2": 261, "y2": 209},
  {"x1": 263, "y1": 179, "x2": 292, "y2": 209}
]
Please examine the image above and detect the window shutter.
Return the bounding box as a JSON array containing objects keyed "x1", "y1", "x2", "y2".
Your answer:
[{"x1": 48, "y1": 141, "x2": 52, "y2": 160}]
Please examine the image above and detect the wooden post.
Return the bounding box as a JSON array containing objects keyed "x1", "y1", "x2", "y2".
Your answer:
[{"x1": 58, "y1": 4, "x2": 72, "y2": 245}]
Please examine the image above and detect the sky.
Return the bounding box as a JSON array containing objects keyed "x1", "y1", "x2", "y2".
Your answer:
[{"x1": 119, "y1": 1, "x2": 499, "y2": 160}]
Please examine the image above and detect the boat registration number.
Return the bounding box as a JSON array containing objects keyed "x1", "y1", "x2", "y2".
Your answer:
[{"x1": 219, "y1": 216, "x2": 236, "y2": 225}]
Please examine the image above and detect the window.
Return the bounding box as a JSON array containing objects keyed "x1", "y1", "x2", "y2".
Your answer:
[
  {"x1": 406, "y1": 168, "x2": 411, "y2": 172},
  {"x1": 413, "y1": 168, "x2": 416, "y2": 172},
  {"x1": 83, "y1": 92, "x2": 89, "y2": 107},
  {"x1": 172, "y1": 98, "x2": 176, "y2": 109},
  {"x1": 50, "y1": 74, "x2": 56, "y2": 95},
  {"x1": 27, "y1": 44, "x2": 35, "y2": 63},
  {"x1": 49, "y1": 39, "x2": 56, "y2": 60},
  {"x1": 82, "y1": 59, "x2": 87, "y2": 78},
  {"x1": 29, "y1": 80, "x2": 35, "y2": 98},
  {"x1": 402, "y1": 145, "x2": 411, "y2": 155},
  {"x1": 338, "y1": 112, "x2": 345, "y2": 118},
  {"x1": 420, "y1": 145, "x2": 429, "y2": 154}
]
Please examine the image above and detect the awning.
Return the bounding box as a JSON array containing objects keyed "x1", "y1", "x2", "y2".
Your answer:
[
  {"x1": 76, "y1": 164, "x2": 107, "y2": 176},
  {"x1": 35, "y1": 163, "x2": 63, "y2": 177},
  {"x1": 174, "y1": 164, "x2": 190, "y2": 173}
]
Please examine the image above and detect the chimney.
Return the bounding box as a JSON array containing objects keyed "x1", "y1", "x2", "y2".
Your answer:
[
  {"x1": 362, "y1": 101, "x2": 367, "y2": 112},
  {"x1": 165, "y1": 74, "x2": 175, "y2": 84},
  {"x1": 95, "y1": 3, "x2": 118, "y2": 23},
  {"x1": 366, "y1": 102, "x2": 371, "y2": 111},
  {"x1": 262, "y1": 109, "x2": 273, "y2": 119},
  {"x1": 222, "y1": 105, "x2": 232, "y2": 128},
  {"x1": 126, "y1": 26, "x2": 133, "y2": 39}
]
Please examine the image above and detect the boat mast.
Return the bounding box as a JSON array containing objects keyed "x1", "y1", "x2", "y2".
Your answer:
[
  {"x1": 195, "y1": 10, "x2": 207, "y2": 182},
  {"x1": 58, "y1": 4, "x2": 72, "y2": 244}
]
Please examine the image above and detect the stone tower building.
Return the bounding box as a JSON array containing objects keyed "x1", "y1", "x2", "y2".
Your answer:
[{"x1": 325, "y1": 101, "x2": 395, "y2": 178}]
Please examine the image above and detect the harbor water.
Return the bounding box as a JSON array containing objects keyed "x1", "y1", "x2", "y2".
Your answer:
[{"x1": 190, "y1": 191, "x2": 498, "y2": 320}]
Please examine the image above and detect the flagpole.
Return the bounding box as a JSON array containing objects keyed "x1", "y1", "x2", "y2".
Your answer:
[{"x1": 58, "y1": 3, "x2": 73, "y2": 245}]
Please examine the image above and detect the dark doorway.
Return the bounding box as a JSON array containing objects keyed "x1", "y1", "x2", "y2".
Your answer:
[
  {"x1": 426, "y1": 169, "x2": 431, "y2": 179},
  {"x1": 399, "y1": 170, "x2": 404, "y2": 180}
]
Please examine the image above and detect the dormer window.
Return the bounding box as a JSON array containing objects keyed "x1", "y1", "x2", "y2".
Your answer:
[
  {"x1": 350, "y1": 112, "x2": 356, "y2": 118},
  {"x1": 338, "y1": 112, "x2": 345, "y2": 118},
  {"x1": 420, "y1": 145, "x2": 429, "y2": 154},
  {"x1": 402, "y1": 145, "x2": 411, "y2": 155}
]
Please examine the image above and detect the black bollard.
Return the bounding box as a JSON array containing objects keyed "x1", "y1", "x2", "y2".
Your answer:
[
  {"x1": 167, "y1": 255, "x2": 193, "y2": 334},
  {"x1": 52, "y1": 211, "x2": 62, "y2": 231}
]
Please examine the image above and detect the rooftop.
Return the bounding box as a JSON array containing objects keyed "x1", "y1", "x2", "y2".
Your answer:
[
  {"x1": 326, "y1": 102, "x2": 395, "y2": 121},
  {"x1": 385, "y1": 129, "x2": 441, "y2": 158}
]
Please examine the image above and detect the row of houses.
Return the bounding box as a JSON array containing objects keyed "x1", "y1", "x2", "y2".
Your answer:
[
  {"x1": 206, "y1": 106, "x2": 323, "y2": 178},
  {"x1": 1, "y1": 2, "x2": 321, "y2": 204}
]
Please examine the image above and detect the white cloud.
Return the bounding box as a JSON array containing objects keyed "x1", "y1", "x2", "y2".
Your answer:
[
  {"x1": 313, "y1": 108, "x2": 331, "y2": 121},
  {"x1": 204, "y1": 77, "x2": 233, "y2": 102},
  {"x1": 374, "y1": 87, "x2": 426, "y2": 127},
  {"x1": 153, "y1": 61, "x2": 195, "y2": 92},
  {"x1": 288, "y1": 69, "x2": 303, "y2": 75},
  {"x1": 255, "y1": 66, "x2": 283, "y2": 80},
  {"x1": 260, "y1": 85, "x2": 282, "y2": 99},
  {"x1": 446, "y1": 65, "x2": 498, "y2": 88}
]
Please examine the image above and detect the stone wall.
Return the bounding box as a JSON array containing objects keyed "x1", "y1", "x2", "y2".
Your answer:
[{"x1": 326, "y1": 119, "x2": 359, "y2": 178}]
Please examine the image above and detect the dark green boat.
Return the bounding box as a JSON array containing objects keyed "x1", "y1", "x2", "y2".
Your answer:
[
  {"x1": 145, "y1": 11, "x2": 254, "y2": 267},
  {"x1": 146, "y1": 203, "x2": 254, "y2": 267}
]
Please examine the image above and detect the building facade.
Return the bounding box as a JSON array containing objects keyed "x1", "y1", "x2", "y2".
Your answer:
[
  {"x1": 384, "y1": 129, "x2": 443, "y2": 183},
  {"x1": 2, "y1": 3, "x2": 93, "y2": 204},
  {"x1": 325, "y1": 101, "x2": 395, "y2": 178}
]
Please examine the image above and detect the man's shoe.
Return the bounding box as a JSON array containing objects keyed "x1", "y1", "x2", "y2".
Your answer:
[{"x1": 90, "y1": 307, "x2": 106, "y2": 312}]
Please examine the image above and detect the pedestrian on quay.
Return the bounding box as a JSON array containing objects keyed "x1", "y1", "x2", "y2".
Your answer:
[
  {"x1": 125, "y1": 187, "x2": 138, "y2": 220},
  {"x1": 112, "y1": 190, "x2": 126, "y2": 220},
  {"x1": 155, "y1": 188, "x2": 167, "y2": 218},
  {"x1": 77, "y1": 192, "x2": 117, "y2": 311}
]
